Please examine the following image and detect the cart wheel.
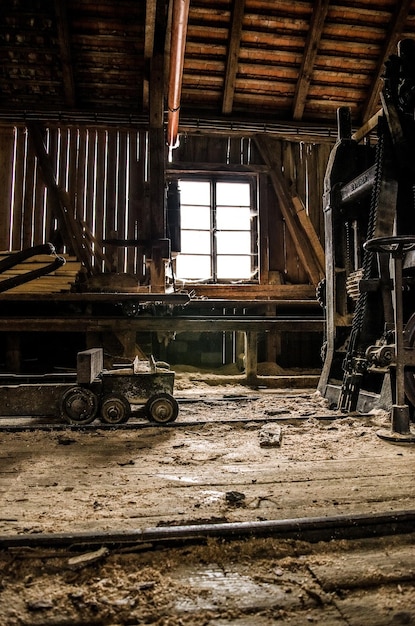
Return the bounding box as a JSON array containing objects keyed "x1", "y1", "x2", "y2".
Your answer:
[
  {"x1": 100, "y1": 394, "x2": 131, "y2": 424},
  {"x1": 60, "y1": 386, "x2": 98, "y2": 425},
  {"x1": 144, "y1": 392, "x2": 179, "y2": 424}
]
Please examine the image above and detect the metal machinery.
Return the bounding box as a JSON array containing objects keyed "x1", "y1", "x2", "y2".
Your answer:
[
  {"x1": 318, "y1": 39, "x2": 415, "y2": 440},
  {"x1": 0, "y1": 348, "x2": 179, "y2": 426}
]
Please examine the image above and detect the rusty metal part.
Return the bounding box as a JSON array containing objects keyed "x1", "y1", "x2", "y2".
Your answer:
[
  {"x1": 60, "y1": 386, "x2": 99, "y2": 425},
  {"x1": 319, "y1": 42, "x2": 415, "y2": 415},
  {"x1": 144, "y1": 392, "x2": 179, "y2": 424},
  {"x1": 345, "y1": 268, "x2": 363, "y2": 302},
  {"x1": 0, "y1": 509, "x2": 414, "y2": 550},
  {"x1": 100, "y1": 394, "x2": 131, "y2": 425},
  {"x1": 365, "y1": 236, "x2": 415, "y2": 441},
  {"x1": 100, "y1": 370, "x2": 175, "y2": 405},
  {"x1": 0, "y1": 349, "x2": 179, "y2": 426}
]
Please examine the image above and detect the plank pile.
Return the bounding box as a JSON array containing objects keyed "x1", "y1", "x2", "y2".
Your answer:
[{"x1": 0, "y1": 252, "x2": 81, "y2": 294}]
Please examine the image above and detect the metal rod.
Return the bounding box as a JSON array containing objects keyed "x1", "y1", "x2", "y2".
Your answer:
[
  {"x1": 393, "y1": 253, "x2": 405, "y2": 405},
  {"x1": 1, "y1": 509, "x2": 414, "y2": 549}
]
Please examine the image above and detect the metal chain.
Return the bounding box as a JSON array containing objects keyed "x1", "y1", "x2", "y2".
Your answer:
[{"x1": 349, "y1": 123, "x2": 385, "y2": 349}]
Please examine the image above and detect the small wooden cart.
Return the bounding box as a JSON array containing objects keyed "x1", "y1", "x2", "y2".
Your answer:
[{"x1": 0, "y1": 348, "x2": 179, "y2": 426}]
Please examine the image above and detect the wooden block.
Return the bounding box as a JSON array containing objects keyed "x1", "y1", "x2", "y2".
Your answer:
[{"x1": 77, "y1": 348, "x2": 104, "y2": 384}]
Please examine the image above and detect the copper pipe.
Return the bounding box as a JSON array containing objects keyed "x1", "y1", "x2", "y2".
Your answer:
[{"x1": 167, "y1": 0, "x2": 190, "y2": 153}]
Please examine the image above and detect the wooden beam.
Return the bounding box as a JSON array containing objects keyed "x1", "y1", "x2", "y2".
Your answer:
[
  {"x1": 253, "y1": 135, "x2": 324, "y2": 287},
  {"x1": 54, "y1": 0, "x2": 76, "y2": 108},
  {"x1": 291, "y1": 195, "x2": 325, "y2": 275},
  {"x1": 361, "y1": 0, "x2": 412, "y2": 123},
  {"x1": 149, "y1": 0, "x2": 168, "y2": 292},
  {"x1": 28, "y1": 123, "x2": 93, "y2": 274},
  {"x1": 222, "y1": 0, "x2": 245, "y2": 114},
  {"x1": 143, "y1": 0, "x2": 157, "y2": 111},
  {"x1": 292, "y1": 0, "x2": 330, "y2": 121},
  {"x1": 352, "y1": 109, "x2": 382, "y2": 143}
]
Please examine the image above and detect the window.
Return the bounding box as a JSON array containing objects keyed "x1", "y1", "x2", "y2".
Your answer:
[{"x1": 175, "y1": 178, "x2": 258, "y2": 282}]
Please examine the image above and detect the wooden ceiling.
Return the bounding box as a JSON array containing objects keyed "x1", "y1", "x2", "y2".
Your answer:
[{"x1": 1, "y1": 0, "x2": 415, "y2": 135}]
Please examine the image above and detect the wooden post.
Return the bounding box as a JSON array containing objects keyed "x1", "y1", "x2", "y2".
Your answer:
[
  {"x1": 245, "y1": 331, "x2": 258, "y2": 384},
  {"x1": 253, "y1": 135, "x2": 324, "y2": 287},
  {"x1": 148, "y1": 0, "x2": 167, "y2": 293}
]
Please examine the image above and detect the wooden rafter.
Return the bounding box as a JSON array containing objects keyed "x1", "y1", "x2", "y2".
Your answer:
[
  {"x1": 292, "y1": 0, "x2": 330, "y2": 121},
  {"x1": 361, "y1": 0, "x2": 413, "y2": 123},
  {"x1": 54, "y1": 0, "x2": 76, "y2": 108},
  {"x1": 222, "y1": 0, "x2": 245, "y2": 115},
  {"x1": 143, "y1": 0, "x2": 157, "y2": 111}
]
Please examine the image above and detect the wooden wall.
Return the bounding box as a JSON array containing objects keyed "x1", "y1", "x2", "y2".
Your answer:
[
  {"x1": 0, "y1": 124, "x2": 149, "y2": 279},
  {"x1": 0, "y1": 124, "x2": 332, "y2": 288},
  {"x1": 171, "y1": 133, "x2": 332, "y2": 286}
]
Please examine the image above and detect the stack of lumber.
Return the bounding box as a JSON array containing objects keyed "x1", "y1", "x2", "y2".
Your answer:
[{"x1": 0, "y1": 252, "x2": 81, "y2": 294}]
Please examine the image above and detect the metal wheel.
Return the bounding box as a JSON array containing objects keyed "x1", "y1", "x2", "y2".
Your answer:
[
  {"x1": 60, "y1": 386, "x2": 98, "y2": 425},
  {"x1": 100, "y1": 394, "x2": 131, "y2": 424},
  {"x1": 364, "y1": 235, "x2": 415, "y2": 255},
  {"x1": 144, "y1": 392, "x2": 179, "y2": 424}
]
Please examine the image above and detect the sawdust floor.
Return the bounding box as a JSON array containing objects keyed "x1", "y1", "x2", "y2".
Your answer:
[{"x1": 0, "y1": 373, "x2": 414, "y2": 625}]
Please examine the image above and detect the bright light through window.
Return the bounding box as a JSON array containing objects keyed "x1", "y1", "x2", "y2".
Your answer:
[{"x1": 175, "y1": 179, "x2": 257, "y2": 282}]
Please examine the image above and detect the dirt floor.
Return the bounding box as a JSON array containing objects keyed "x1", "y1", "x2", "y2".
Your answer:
[
  {"x1": 0, "y1": 370, "x2": 414, "y2": 625},
  {"x1": 1, "y1": 532, "x2": 414, "y2": 626}
]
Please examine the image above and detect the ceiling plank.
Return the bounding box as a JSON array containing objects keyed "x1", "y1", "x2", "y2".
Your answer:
[
  {"x1": 361, "y1": 0, "x2": 413, "y2": 124},
  {"x1": 222, "y1": 0, "x2": 245, "y2": 115},
  {"x1": 54, "y1": 0, "x2": 76, "y2": 108},
  {"x1": 292, "y1": 0, "x2": 330, "y2": 121}
]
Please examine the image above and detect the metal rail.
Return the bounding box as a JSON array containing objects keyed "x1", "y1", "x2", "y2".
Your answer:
[
  {"x1": 1, "y1": 510, "x2": 414, "y2": 549},
  {"x1": 0, "y1": 316, "x2": 324, "y2": 333}
]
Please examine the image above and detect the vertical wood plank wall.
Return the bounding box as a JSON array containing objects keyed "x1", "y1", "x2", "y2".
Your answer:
[
  {"x1": 0, "y1": 124, "x2": 149, "y2": 276},
  {"x1": 172, "y1": 134, "x2": 332, "y2": 285},
  {"x1": 0, "y1": 125, "x2": 332, "y2": 285}
]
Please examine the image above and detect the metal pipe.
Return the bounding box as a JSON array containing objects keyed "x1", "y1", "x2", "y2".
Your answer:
[
  {"x1": 166, "y1": 0, "x2": 190, "y2": 153},
  {"x1": 1, "y1": 509, "x2": 414, "y2": 549}
]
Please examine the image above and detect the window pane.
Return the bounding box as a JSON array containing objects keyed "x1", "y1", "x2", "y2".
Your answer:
[
  {"x1": 176, "y1": 255, "x2": 211, "y2": 279},
  {"x1": 216, "y1": 231, "x2": 251, "y2": 254},
  {"x1": 216, "y1": 182, "x2": 250, "y2": 206},
  {"x1": 181, "y1": 230, "x2": 211, "y2": 254},
  {"x1": 181, "y1": 205, "x2": 211, "y2": 229},
  {"x1": 216, "y1": 206, "x2": 251, "y2": 230},
  {"x1": 179, "y1": 180, "x2": 210, "y2": 205},
  {"x1": 217, "y1": 255, "x2": 251, "y2": 279}
]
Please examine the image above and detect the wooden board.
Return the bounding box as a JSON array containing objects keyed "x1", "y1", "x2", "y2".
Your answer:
[
  {"x1": 0, "y1": 253, "x2": 81, "y2": 294},
  {"x1": 0, "y1": 388, "x2": 414, "y2": 535}
]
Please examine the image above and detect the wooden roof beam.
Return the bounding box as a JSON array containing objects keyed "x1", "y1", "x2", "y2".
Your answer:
[
  {"x1": 292, "y1": 0, "x2": 330, "y2": 121},
  {"x1": 143, "y1": 0, "x2": 157, "y2": 111},
  {"x1": 222, "y1": 0, "x2": 245, "y2": 114},
  {"x1": 54, "y1": 0, "x2": 76, "y2": 108},
  {"x1": 361, "y1": 0, "x2": 413, "y2": 124}
]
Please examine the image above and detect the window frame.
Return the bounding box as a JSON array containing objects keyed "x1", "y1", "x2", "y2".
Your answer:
[{"x1": 173, "y1": 174, "x2": 259, "y2": 284}]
